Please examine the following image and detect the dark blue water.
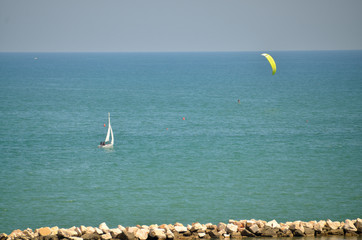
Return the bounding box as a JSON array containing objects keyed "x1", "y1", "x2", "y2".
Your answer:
[{"x1": 0, "y1": 51, "x2": 361, "y2": 233}]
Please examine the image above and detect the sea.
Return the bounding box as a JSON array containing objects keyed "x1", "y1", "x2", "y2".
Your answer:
[{"x1": 0, "y1": 51, "x2": 361, "y2": 235}]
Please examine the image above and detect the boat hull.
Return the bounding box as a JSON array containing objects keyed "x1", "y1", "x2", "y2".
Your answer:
[{"x1": 98, "y1": 144, "x2": 113, "y2": 148}]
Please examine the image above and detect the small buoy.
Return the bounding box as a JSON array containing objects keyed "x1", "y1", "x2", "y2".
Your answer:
[
  {"x1": 166, "y1": 128, "x2": 168, "y2": 130},
  {"x1": 182, "y1": 117, "x2": 185, "y2": 120},
  {"x1": 104, "y1": 124, "x2": 106, "y2": 127}
]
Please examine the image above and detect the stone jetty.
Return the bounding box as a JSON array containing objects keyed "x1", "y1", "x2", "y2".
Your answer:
[{"x1": 2, "y1": 219, "x2": 362, "y2": 240}]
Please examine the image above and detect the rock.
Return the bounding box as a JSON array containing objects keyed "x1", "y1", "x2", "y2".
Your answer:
[
  {"x1": 79, "y1": 226, "x2": 87, "y2": 235},
  {"x1": 277, "y1": 227, "x2": 293, "y2": 238},
  {"x1": 326, "y1": 220, "x2": 340, "y2": 230},
  {"x1": 240, "y1": 229, "x2": 256, "y2": 237},
  {"x1": 266, "y1": 220, "x2": 280, "y2": 229},
  {"x1": 166, "y1": 229, "x2": 174, "y2": 239},
  {"x1": 293, "y1": 229, "x2": 305, "y2": 237},
  {"x1": 344, "y1": 219, "x2": 357, "y2": 232},
  {"x1": 38, "y1": 227, "x2": 52, "y2": 236},
  {"x1": 245, "y1": 220, "x2": 254, "y2": 228},
  {"x1": 182, "y1": 231, "x2": 192, "y2": 237},
  {"x1": 174, "y1": 226, "x2": 187, "y2": 233},
  {"x1": 289, "y1": 221, "x2": 304, "y2": 235},
  {"x1": 0, "y1": 233, "x2": 7, "y2": 240},
  {"x1": 101, "y1": 233, "x2": 112, "y2": 240},
  {"x1": 81, "y1": 233, "x2": 101, "y2": 240},
  {"x1": 225, "y1": 224, "x2": 238, "y2": 233},
  {"x1": 23, "y1": 228, "x2": 35, "y2": 238},
  {"x1": 355, "y1": 218, "x2": 362, "y2": 233},
  {"x1": 149, "y1": 229, "x2": 166, "y2": 240},
  {"x1": 85, "y1": 227, "x2": 96, "y2": 235},
  {"x1": 70, "y1": 237, "x2": 84, "y2": 240},
  {"x1": 230, "y1": 232, "x2": 242, "y2": 239},
  {"x1": 217, "y1": 223, "x2": 226, "y2": 232},
  {"x1": 118, "y1": 226, "x2": 126, "y2": 232},
  {"x1": 43, "y1": 235, "x2": 59, "y2": 240},
  {"x1": 8, "y1": 229, "x2": 25, "y2": 239},
  {"x1": 208, "y1": 230, "x2": 221, "y2": 238},
  {"x1": 120, "y1": 230, "x2": 136, "y2": 240},
  {"x1": 99, "y1": 223, "x2": 110, "y2": 234},
  {"x1": 58, "y1": 228, "x2": 78, "y2": 238},
  {"x1": 198, "y1": 232, "x2": 206, "y2": 238},
  {"x1": 248, "y1": 224, "x2": 260, "y2": 235},
  {"x1": 110, "y1": 228, "x2": 122, "y2": 238},
  {"x1": 190, "y1": 223, "x2": 205, "y2": 232},
  {"x1": 95, "y1": 228, "x2": 103, "y2": 235},
  {"x1": 260, "y1": 226, "x2": 278, "y2": 237},
  {"x1": 134, "y1": 229, "x2": 149, "y2": 240},
  {"x1": 313, "y1": 221, "x2": 324, "y2": 233},
  {"x1": 328, "y1": 228, "x2": 344, "y2": 235},
  {"x1": 304, "y1": 227, "x2": 315, "y2": 237},
  {"x1": 127, "y1": 227, "x2": 139, "y2": 235}
]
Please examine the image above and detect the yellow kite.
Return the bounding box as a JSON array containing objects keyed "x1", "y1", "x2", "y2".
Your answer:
[{"x1": 261, "y1": 53, "x2": 276, "y2": 75}]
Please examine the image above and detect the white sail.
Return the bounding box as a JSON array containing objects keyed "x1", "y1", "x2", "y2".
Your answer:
[
  {"x1": 110, "y1": 124, "x2": 114, "y2": 145},
  {"x1": 99, "y1": 112, "x2": 114, "y2": 148}
]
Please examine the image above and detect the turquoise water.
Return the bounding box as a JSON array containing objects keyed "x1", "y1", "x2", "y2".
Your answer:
[{"x1": 0, "y1": 51, "x2": 361, "y2": 233}]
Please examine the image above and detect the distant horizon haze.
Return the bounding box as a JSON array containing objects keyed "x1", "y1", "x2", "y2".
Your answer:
[{"x1": 1, "y1": 0, "x2": 361, "y2": 52}]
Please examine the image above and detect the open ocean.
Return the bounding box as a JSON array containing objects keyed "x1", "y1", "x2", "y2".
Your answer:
[{"x1": 0, "y1": 51, "x2": 361, "y2": 234}]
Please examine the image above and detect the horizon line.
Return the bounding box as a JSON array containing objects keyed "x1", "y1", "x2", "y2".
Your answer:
[{"x1": 1, "y1": 49, "x2": 362, "y2": 54}]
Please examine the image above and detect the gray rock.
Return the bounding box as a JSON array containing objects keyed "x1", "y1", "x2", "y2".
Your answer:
[
  {"x1": 240, "y1": 229, "x2": 256, "y2": 237},
  {"x1": 208, "y1": 230, "x2": 221, "y2": 239},
  {"x1": 248, "y1": 224, "x2": 260, "y2": 235},
  {"x1": 81, "y1": 233, "x2": 101, "y2": 240},
  {"x1": 304, "y1": 227, "x2": 315, "y2": 237}
]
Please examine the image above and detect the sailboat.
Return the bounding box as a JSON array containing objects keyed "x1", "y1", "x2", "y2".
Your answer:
[{"x1": 98, "y1": 112, "x2": 114, "y2": 148}]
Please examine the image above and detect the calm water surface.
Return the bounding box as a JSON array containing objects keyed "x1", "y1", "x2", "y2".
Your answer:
[{"x1": 0, "y1": 51, "x2": 361, "y2": 233}]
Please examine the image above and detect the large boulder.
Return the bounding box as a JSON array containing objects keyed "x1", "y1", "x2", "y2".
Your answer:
[
  {"x1": 81, "y1": 233, "x2": 101, "y2": 240},
  {"x1": 134, "y1": 229, "x2": 149, "y2": 240},
  {"x1": 8, "y1": 229, "x2": 25, "y2": 240},
  {"x1": 260, "y1": 226, "x2": 278, "y2": 237},
  {"x1": 120, "y1": 230, "x2": 136, "y2": 240},
  {"x1": 248, "y1": 224, "x2": 260, "y2": 235},
  {"x1": 355, "y1": 218, "x2": 362, "y2": 233},
  {"x1": 289, "y1": 221, "x2": 305, "y2": 235},
  {"x1": 326, "y1": 220, "x2": 340, "y2": 230},
  {"x1": 38, "y1": 227, "x2": 52, "y2": 236},
  {"x1": 217, "y1": 223, "x2": 226, "y2": 232},
  {"x1": 266, "y1": 220, "x2": 280, "y2": 229},
  {"x1": 58, "y1": 228, "x2": 78, "y2": 238},
  {"x1": 85, "y1": 227, "x2": 96, "y2": 235},
  {"x1": 101, "y1": 233, "x2": 112, "y2": 240},
  {"x1": 99, "y1": 223, "x2": 110, "y2": 234},
  {"x1": 344, "y1": 219, "x2": 357, "y2": 232},
  {"x1": 149, "y1": 229, "x2": 166, "y2": 240},
  {"x1": 0, "y1": 233, "x2": 8, "y2": 240},
  {"x1": 190, "y1": 223, "x2": 205, "y2": 232},
  {"x1": 240, "y1": 229, "x2": 256, "y2": 237},
  {"x1": 304, "y1": 227, "x2": 315, "y2": 237},
  {"x1": 225, "y1": 224, "x2": 238, "y2": 234},
  {"x1": 208, "y1": 230, "x2": 221, "y2": 239},
  {"x1": 327, "y1": 228, "x2": 344, "y2": 235},
  {"x1": 174, "y1": 226, "x2": 187, "y2": 233},
  {"x1": 110, "y1": 228, "x2": 122, "y2": 238},
  {"x1": 230, "y1": 232, "x2": 242, "y2": 239}
]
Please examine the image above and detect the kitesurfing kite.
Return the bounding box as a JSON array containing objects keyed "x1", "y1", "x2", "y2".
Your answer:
[{"x1": 261, "y1": 53, "x2": 276, "y2": 75}]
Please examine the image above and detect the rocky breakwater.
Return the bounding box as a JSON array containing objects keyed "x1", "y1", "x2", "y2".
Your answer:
[{"x1": 1, "y1": 219, "x2": 362, "y2": 240}]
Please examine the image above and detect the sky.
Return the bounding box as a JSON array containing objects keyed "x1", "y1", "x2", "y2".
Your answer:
[{"x1": 0, "y1": 0, "x2": 362, "y2": 52}]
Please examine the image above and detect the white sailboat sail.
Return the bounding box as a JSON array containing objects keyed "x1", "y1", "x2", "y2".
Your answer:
[
  {"x1": 110, "y1": 125, "x2": 114, "y2": 145},
  {"x1": 99, "y1": 112, "x2": 114, "y2": 148}
]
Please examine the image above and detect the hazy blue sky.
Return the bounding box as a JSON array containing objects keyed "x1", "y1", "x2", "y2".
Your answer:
[{"x1": 1, "y1": 0, "x2": 362, "y2": 52}]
